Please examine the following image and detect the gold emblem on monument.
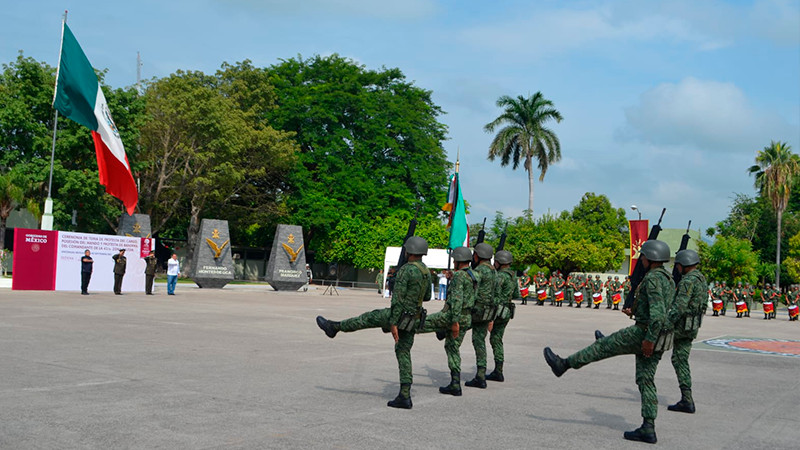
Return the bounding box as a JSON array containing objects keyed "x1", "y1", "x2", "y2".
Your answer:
[
  {"x1": 212, "y1": 229, "x2": 220, "y2": 239},
  {"x1": 281, "y1": 240, "x2": 304, "y2": 264},
  {"x1": 132, "y1": 223, "x2": 142, "y2": 234}
]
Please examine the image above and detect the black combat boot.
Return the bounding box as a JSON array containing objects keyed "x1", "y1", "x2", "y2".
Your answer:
[
  {"x1": 606, "y1": 304, "x2": 612, "y2": 309},
  {"x1": 623, "y1": 420, "x2": 657, "y2": 444},
  {"x1": 668, "y1": 389, "x2": 695, "y2": 413},
  {"x1": 594, "y1": 330, "x2": 605, "y2": 340},
  {"x1": 316, "y1": 316, "x2": 339, "y2": 338},
  {"x1": 613, "y1": 305, "x2": 619, "y2": 310},
  {"x1": 439, "y1": 371, "x2": 462, "y2": 396},
  {"x1": 543, "y1": 347, "x2": 570, "y2": 377},
  {"x1": 594, "y1": 304, "x2": 600, "y2": 309},
  {"x1": 435, "y1": 329, "x2": 447, "y2": 341},
  {"x1": 486, "y1": 362, "x2": 504, "y2": 382},
  {"x1": 465, "y1": 366, "x2": 487, "y2": 388},
  {"x1": 387, "y1": 383, "x2": 412, "y2": 409}
]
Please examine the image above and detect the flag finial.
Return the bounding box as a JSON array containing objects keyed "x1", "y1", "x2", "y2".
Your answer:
[{"x1": 455, "y1": 147, "x2": 460, "y2": 173}]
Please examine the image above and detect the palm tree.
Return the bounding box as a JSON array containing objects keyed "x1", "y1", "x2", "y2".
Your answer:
[
  {"x1": 748, "y1": 141, "x2": 800, "y2": 288},
  {"x1": 484, "y1": 92, "x2": 563, "y2": 216}
]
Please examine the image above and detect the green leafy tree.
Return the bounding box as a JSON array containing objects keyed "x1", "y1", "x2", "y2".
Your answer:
[
  {"x1": 783, "y1": 233, "x2": 800, "y2": 283},
  {"x1": 698, "y1": 236, "x2": 759, "y2": 284},
  {"x1": 266, "y1": 54, "x2": 450, "y2": 251},
  {"x1": 138, "y1": 69, "x2": 296, "y2": 270},
  {"x1": 748, "y1": 141, "x2": 800, "y2": 288},
  {"x1": 0, "y1": 167, "x2": 40, "y2": 249},
  {"x1": 318, "y1": 213, "x2": 447, "y2": 269},
  {"x1": 484, "y1": 92, "x2": 563, "y2": 216}
]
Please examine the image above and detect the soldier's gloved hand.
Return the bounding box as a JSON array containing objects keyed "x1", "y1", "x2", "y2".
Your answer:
[
  {"x1": 451, "y1": 322, "x2": 459, "y2": 339},
  {"x1": 622, "y1": 307, "x2": 633, "y2": 317},
  {"x1": 488, "y1": 321, "x2": 494, "y2": 332},
  {"x1": 390, "y1": 325, "x2": 399, "y2": 343},
  {"x1": 641, "y1": 340, "x2": 655, "y2": 357}
]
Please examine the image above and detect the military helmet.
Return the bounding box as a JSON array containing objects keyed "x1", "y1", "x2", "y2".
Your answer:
[
  {"x1": 595, "y1": 275, "x2": 600, "y2": 279},
  {"x1": 614, "y1": 276, "x2": 619, "y2": 280},
  {"x1": 451, "y1": 246, "x2": 472, "y2": 262},
  {"x1": 675, "y1": 249, "x2": 700, "y2": 267},
  {"x1": 639, "y1": 240, "x2": 670, "y2": 262},
  {"x1": 474, "y1": 243, "x2": 493, "y2": 259},
  {"x1": 495, "y1": 250, "x2": 513, "y2": 265},
  {"x1": 607, "y1": 276, "x2": 612, "y2": 280},
  {"x1": 403, "y1": 236, "x2": 428, "y2": 255}
]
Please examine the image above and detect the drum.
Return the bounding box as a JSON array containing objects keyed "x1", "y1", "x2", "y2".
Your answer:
[
  {"x1": 520, "y1": 287, "x2": 529, "y2": 298},
  {"x1": 592, "y1": 293, "x2": 603, "y2": 305},
  {"x1": 736, "y1": 301, "x2": 748, "y2": 313},
  {"x1": 763, "y1": 301, "x2": 774, "y2": 314},
  {"x1": 537, "y1": 290, "x2": 547, "y2": 301},
  {"x1": 788, "y1": 305, "x2": 799, "y2": 318},
  {"x1": 555, "y1": 290, "x2": 564, "y2": 301},
  {"x1": 712, "y1": 299, "x2": 723, "y2": 311},
  {"x1": 612, "y1": 292, "x2": 622, "y2": 304},
  {"x1": 574, "y1": 292, "x2": 583, "y2": 303}
]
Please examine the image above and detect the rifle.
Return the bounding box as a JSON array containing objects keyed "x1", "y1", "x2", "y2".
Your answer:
[
  {"x1": 497, "y1": 222, "x2": 508, "y2": 251},
  {"x1": 672, "y1": 220, "x2": 692, "y2": 285},
  {"x1": 475, "y1": 218, "x2": 487, "y2": 245},
  {"x1": 395, "y1": 217, "x2": 418, "y2": 270},
  {"x1": 622, "y1": 208, "x2": 666, "y2": 311}
]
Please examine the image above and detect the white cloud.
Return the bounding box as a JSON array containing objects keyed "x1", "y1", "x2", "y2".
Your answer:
[
  {"x1": 618, "y1": 77, "x2": 794, "y2": 152},
  {"x1": 458, "y1": 0, "x2": 798, "y2": 57},
  {"x1": 218, "y1": 0, "x2": 439, "y2": 20}
]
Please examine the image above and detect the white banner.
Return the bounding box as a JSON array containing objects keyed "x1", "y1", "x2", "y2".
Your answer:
[{"x1": 55, "y1": 231, "x2": 151, "y2": 292}]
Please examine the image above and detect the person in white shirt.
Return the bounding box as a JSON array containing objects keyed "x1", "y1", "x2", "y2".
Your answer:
[
  {"x1": 438, "y1": 271, "x2": 448, "y2": 300},
  {"x1": 166, "y1": 254, "x2": 180, "y2": 295}
]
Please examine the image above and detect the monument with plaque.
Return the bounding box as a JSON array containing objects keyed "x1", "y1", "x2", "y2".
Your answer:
[
  {"x1": 191, "y1": 219, "x2": 235, "y2": 289},
  {"x1": 265, "y1": 224, "x2": 308, "y2": 291},
  {"x1": 118, "y1": 212, "x2": 151, "y2": 238}
]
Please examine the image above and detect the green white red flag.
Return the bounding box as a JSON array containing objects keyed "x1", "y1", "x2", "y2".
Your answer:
[
  {"x1": 442, "y1": 172, "x2": 469, "y2": 249},
  {"x1": 53, "y1": 22, "x2": 138, "y2": 215}
]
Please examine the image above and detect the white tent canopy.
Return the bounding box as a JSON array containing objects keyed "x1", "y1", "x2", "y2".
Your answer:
[{"x1": 381, "y1": 246, "x2": 452, "y2": 292}]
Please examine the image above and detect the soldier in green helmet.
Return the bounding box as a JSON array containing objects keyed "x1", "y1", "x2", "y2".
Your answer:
[
  {"x1": 565, "y1": 272, "x2": 576, "y2": 307},
  {"x1": 592, "y1": 275, "x2": 604, "y2": 309},
  {"x1": 582, "y1": 273, "x2": 593, "y2": 308},
  {"x1": 486, "y1": 250, "x2": 518, "y2": 382},
  {"x1": 544, "y1": 240, "x2": 675, "y2": 444},
  {"x1": 419, "y1": 246, "x2": 477, "y2": 396},
  {"x1": 667, "y1": 249, "x2": 707, "y2": 414},
  {"x1": 315, "y1": 236, "x2": 432, "y2": 409},
  {"x1": 465, "y1": 242, "x2": 497, "y2": 389}
]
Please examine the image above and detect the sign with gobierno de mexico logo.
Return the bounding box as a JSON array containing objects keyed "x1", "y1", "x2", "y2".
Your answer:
[{"x1": 12, "y1": 228, "x2": 153, "y2": 292}]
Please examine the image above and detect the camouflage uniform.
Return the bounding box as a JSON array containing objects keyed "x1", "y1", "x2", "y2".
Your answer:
[
  {"x1": 668, "y1": 269, "x2": 707, "y2": 406},
  {"x1": 565, "y1": 273, "x2": 575, "y2": 307},
  {"x1": 582, "y1": 274, "x2": 593, "y2": 308},
  {"x1": 469, "y1": 261, "x2": 497, "y2": 381},
  {"x1": 419, "y1": 267, "x2": 476, "y2": 375},
  {"x1": 565, "y1": 266, "x2": 675, "y2": 423},
  {"x1": 489, "y1": 267, "x2": 518, "y2": 371},
  {"x1": 338, "y1": 261, "x2": 431, "y2": 385}
]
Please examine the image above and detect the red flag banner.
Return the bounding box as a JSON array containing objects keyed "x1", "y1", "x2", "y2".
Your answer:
[{"x1": 629, "y1": 220, "x2": 649, "y2": 276}]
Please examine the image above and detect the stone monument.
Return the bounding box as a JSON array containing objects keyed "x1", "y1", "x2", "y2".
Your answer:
[
  {"x1": 118, "y1": 212, "x2": 152, "y2": 238},
  {"x1": 191, "y1": 219, "x2": 235, "y2": 289},
  {"x1": 265, "y1": 224, "x2": 308, "y2": 291}
]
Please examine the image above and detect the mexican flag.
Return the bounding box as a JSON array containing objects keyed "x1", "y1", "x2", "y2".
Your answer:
[
  {"x1": 442, "y1": 172, "x2": 469, "y2": 249},
  {"x1": 53, "y1": 23, "x2": 138, "y2": 215}
]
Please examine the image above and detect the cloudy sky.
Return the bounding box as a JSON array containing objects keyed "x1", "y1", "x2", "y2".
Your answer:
[{"x1": 2, "y1": 0, "x2": 799, "y2": 234}]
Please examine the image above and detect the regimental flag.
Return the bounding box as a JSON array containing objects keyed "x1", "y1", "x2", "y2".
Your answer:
[
  {"x1": 443, "y1": 172, "x2": 469, "y2": 249},
  {"x1": 629, "y1": 219, "x2": 649, "y2": 275},
  {"x1": 53, "y1": 23, "x2": 138, "y2": 215}
]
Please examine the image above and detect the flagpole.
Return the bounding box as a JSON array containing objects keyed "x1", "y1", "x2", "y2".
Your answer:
[{"x1": 42, "y1": 11, "x2": 68, "y2": 231}]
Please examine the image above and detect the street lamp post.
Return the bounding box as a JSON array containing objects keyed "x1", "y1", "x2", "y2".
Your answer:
[{"x1": 631, "y1": 205, "x2": 642, "y2": 220}]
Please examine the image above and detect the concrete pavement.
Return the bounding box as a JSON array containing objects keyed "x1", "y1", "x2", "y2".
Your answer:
[{"x1": 0, "y1": 286, "x2": 798, "y2": 449}]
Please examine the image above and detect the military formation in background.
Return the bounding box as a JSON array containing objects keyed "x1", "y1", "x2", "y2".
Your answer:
[
  {"x1": 708, "y1": 280, "x2": 800, "y2": 320},
  {"x1": 315, "y1": 237, "x2": 797, "y2": 444},
  {"x1": 519, "y1": 270, "x2": 631, "y2": 310}
]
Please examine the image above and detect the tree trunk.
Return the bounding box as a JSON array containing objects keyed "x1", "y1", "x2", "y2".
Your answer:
[
  {"x1": 776, "y1": 208, "x2": 783, "y2": 289},
  {"x1": 526, "y1": 155, "x2": 534, "y2": 218},
  {"x1": 185, "y1": 203, "x2": 203, "y2": 278},
  {"x1": 0, "y1": 216, "x2": 6, "y2": 252}
]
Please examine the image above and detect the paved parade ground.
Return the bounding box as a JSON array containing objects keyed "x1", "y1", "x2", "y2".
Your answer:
[{"x1": 1, "y1": 285, "x2": 798, "y2": 449}]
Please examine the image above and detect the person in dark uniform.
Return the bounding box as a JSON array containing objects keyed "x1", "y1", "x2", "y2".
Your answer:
[
  {"x1": 144, "y1": 250, "x2": 157, "y2": 295},
  {"x1": 80, "y1": 249, "x2": 93, "y2": 295},
  {"x1": 112, "y1": 249, "x2": 127, "y2": 295}
]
